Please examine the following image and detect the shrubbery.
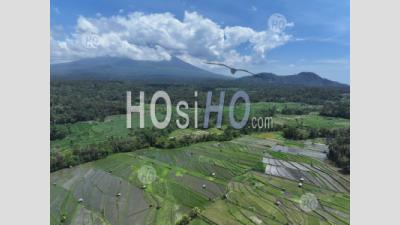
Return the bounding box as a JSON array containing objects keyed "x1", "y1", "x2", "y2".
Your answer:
[
  {"x1": 50, "y1": 125, "x2": 69, "y2": 140},
  {"x1": 176, "y1": 207, "x2": 201, "y2": 225},
  {"x1": 320, "y1": 101, "x2": 350, "y2": 119},
  {"x1": 327, "y1": 128, "x2": 350, "y2": 173}
]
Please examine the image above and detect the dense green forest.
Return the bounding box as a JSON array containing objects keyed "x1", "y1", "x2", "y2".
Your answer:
[{"x1": 51, "y1": 80, "x2": 349, "y2": 124}]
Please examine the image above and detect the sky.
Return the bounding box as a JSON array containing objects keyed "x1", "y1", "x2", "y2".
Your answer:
[{"x1": 51, "y1": 0, "x2": 350, "y2": 84}]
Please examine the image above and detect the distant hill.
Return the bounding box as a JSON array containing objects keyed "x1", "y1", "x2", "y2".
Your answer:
[
  {"x1": 51, "y1": 57, "x2": 347, "y2": 88},
  {"x1": 51, "y1": 56, "x2": 228, "y2": 81},
  {"x1": 237, "y1": 72, "x2": 348, "y2": 87}
]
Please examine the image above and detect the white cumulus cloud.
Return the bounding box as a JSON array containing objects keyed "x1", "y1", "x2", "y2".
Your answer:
[{"x1": 51, "y1": 11, "x2": 293, "y2": 65}]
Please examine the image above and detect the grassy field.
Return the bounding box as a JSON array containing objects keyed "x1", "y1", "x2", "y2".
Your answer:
[
  {"x1": 273, "y1": 112, "x2": 349, "y2": 129},
  {"x1": 51, "y1": 105, "x2": 182, "y2": 152},
  {"x1": 51, "y1": 102, "x2": 348, "y2": 152}
]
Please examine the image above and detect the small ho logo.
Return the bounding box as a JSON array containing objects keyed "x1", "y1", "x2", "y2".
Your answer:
[
  {"x1": 299, "y1": 193, "x2": 319, "y2": 212},
  {"x1": 268, "y1": 13, "x2": 288, "y2": 33},
  {"x1": 85, "y1": 32, "x2": 99, "y2": 49},
  {"x1": 137, "y1": 165, "x2": 157, "y2": 185}
]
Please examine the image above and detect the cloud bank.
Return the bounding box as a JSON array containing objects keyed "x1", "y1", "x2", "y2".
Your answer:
[{"x1": 51, "y1": 11, "x2": 292, "y2": 65}]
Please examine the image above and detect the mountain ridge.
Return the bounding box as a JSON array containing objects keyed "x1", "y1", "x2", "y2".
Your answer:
[
  {"x1": 51, "y1": 56, "x2": 347, "y2": 87},
  {"x1": 238, "y1": 72, "x2": 347, "y2": 87},
  {"x1": 51, "y1": 56, "x2": 228, "y2": 81}
]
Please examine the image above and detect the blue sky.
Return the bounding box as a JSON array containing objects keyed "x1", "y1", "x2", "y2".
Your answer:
[{"x1": 51, "y1": 0, "x2": 349, "y2": 84}]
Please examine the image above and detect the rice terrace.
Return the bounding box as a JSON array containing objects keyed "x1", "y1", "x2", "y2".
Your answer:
[
  {"x1": 51, "y1": 98, "x2": 350, "y2": 225},
  {"x1": 50, "y1": 0, "x2": 350, "y2": 224}
]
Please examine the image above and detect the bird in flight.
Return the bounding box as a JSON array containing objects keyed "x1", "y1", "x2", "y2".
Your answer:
[{"x1": 204, "y1": 61, "x2": 255, "y2": 75}]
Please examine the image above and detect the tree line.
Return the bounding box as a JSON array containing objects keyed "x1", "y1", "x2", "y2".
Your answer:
[
  {"x1": 50, "y1": 124, "x2": 241, "y2": 172},
  {"x1": 51, "y1": 80, "x2": 349, "y2": 124}
]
